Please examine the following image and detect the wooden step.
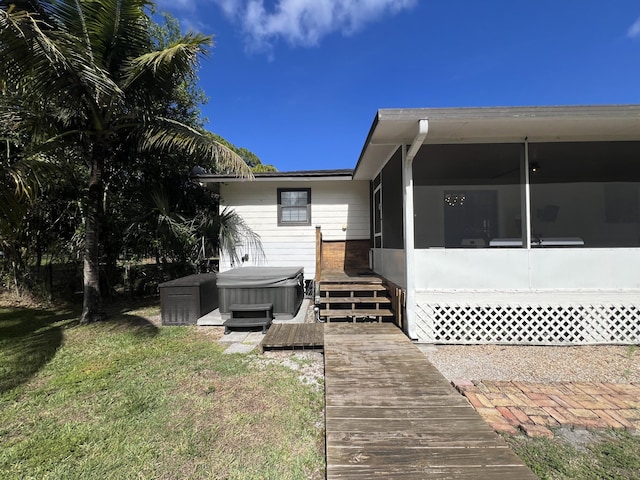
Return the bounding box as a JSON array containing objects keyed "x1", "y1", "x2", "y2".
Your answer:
[
  {"x1": 320, "y1": 284, "x2": 387, "y2": 292},
  {"x1": 320, "y1": 309, "x2": 394, "y2": 318},
  {"x1": 321, "y1": 297, "x2": 391, "y2": 304},
  {"x1": 320, "y1": 272, "x2": 383, "y2": 284}
]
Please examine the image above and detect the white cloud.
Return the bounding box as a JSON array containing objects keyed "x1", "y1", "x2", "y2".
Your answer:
[
  {"x1": 213, "y1": 0, "x2": 417, "y2": 51},
  {"x1": 157, "y1": 0, "x2": 199, "y2": 12},
  {"x1": 215, "y1": 0, "x2": 243, "y2": 17},
  {"x1": 154, "y1": 0, "x2": 416, "y2": 53},
  {"x1": 628, "y1": 17, "x2": 640, "y2": 38}
]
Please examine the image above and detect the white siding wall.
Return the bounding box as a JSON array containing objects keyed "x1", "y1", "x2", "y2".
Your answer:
[
  {"x1": 414, "y1": 248, "x2": 640, "y2": 291},
  {"x1": 372, "y1": 248, "x2": 406, "y2": 288},
  {"x1": 412, "y1": 247, "x2": 640, "y2": 345},
  {"x1": 219, "y1": 180, "x2": 370, "y2": 278}
]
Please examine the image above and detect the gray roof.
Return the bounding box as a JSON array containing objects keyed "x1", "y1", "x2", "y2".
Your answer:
[
  {"x1": 195, "y1": 169, "x2": 353, "y2": 183},
  {"x1": 354, "y1": 104, "x2": 640, "y2": 180}
]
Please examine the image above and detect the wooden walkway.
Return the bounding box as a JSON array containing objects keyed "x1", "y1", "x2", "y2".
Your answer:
[
  {"x1": 261, "y1": 323, "x2": 324, "y2": 351},
  {"x1": 324, "y1": 323, "x2": 537, "y2": 479}
]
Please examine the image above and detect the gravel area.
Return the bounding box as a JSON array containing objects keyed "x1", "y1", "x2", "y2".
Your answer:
[
  {"x1": 256, "y1": 344, "x2": 640, "y2": 392},
  {"x1": 208, "y1": 298, "x2": 640, "y2": 387},
  {"x1": 418, "y1": 344, "x2": 640, "y2": 384},
  {"x1": 254, "y1": 350, "x2": 324, "y2": 391}
]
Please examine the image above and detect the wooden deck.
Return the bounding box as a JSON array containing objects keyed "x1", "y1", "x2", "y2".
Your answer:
[
  {"x1": 320, "y1": 269, "x2": 384, "y2": 283},
  {"x1": 324, "y1": 323, "x2": 537, "y2": 479},
  {"x1": 260, "y1": 323, "x2": 324, "y2": 351}
]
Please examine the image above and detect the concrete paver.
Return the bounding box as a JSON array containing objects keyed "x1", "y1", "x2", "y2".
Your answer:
[{"x1": 218, "y1": 331, "x2": 251, "y2": 343}]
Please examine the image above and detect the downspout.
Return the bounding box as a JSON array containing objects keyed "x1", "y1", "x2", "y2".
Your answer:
[
  {"x1": 523, "y1": 138, "x2": 533, "y2": 289},
  {"x1": 403, "y1": 119, "x2": 429, "y2": 340},
  {"x1": 523, "y1": 138, "x2": 532, "y2": 250}
]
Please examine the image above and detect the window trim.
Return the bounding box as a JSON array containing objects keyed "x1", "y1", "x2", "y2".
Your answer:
[{"x1": 277, "y1": 188, "x2": 311, "y2": 226}]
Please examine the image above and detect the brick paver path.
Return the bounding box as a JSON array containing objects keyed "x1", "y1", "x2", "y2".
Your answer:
[{"x1": 452, "y1": 380, "x2": 640, "y2": 438}]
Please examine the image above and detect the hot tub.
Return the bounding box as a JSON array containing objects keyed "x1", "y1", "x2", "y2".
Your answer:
[{"x1": 217, "y1": 266, "x2": 304, "y2": 320}]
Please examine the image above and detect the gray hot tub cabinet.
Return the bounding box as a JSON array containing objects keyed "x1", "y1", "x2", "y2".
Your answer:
[
  {"x1": 159, "y1": 273, "x2": 218, "y2": 325},
  {"x1": 217, "y1": 267, "x2": 304, "y2": 320}
]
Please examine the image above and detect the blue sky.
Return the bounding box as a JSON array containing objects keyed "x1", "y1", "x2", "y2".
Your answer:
[{"x1": 156, "y1": 0, "x2": 640, "y2": 172}]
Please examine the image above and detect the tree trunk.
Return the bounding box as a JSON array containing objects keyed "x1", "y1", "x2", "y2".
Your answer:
[{"x1": 80, "y1": 148, "x2": 106, "y2": 323}]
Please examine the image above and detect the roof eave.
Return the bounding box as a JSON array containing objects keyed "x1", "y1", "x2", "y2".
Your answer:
[
  {"x1": 353, "y1": 104, "x2": 640, "y2": 180},
  {"x1": 194, "y1": 169, "x2": 355, "y2": 183}
]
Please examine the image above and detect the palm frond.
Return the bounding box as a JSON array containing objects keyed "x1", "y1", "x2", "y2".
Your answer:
[
  {"x1": 52, "y1": 0, "x2": 95, "y2": 63},
  {"x1": 81, "y1": 0, "x2": 152, "y2": 74},
  {"x1": 148, "y1": 186, "x2": 197, "y2": 259},
  {"x1": 0, "y1": 4, "x2": 122, "y2": 111},
  {"x1": 0, "y1": 8, "x2": 69, "y2": 84},
  {"x1": 6, "y1": 155, "x2": 61, "y2": 202},
  {"x1": 121, "y1": 32, "x2": 212, "y2": 93},
  {"x1": 139, "y1": 118, "x2": 253, "y2": 178},
  {"x1": 216, "y1": 207, "x2": 265, "y2": 266}
]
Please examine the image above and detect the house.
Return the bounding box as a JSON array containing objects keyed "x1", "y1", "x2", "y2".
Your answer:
[
  {"x1": 201, "y1": 169, "x2": 371, "y2": 280},
  {"x1": 198, "y1": 104, "x2": 640, "y2": 345}
]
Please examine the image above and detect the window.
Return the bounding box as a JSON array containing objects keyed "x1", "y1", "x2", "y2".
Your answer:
[{"x1": 278, "y1": 188, "x2": 311, "y2": 226}]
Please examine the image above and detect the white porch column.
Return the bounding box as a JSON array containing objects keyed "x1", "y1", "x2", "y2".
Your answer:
[
  {"x1": 522, "y1": 138, "x2": 532, "y2": 249},
  {"x1": 403, "y1": 119, "x2": 429, "y2": 340}
]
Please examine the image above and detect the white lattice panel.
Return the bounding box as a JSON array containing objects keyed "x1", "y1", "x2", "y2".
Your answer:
[{"x1": 416, "y1": 302, "x2": 640, "y2": 345}]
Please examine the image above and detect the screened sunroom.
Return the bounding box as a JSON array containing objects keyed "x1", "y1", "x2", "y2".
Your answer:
[
  {"x1": 414, "y1": 140, "x2": 640, "y2": 251},
  {"x1": 356, "y1": 106, "x2": 640, "y2": 344}
]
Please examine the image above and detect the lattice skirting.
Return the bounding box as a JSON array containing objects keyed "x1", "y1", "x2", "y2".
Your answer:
[{"x1": 416, "y1": 302, "x2": 640, "y2": 345}]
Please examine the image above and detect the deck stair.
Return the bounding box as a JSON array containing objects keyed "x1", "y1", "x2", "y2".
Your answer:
[{"x1": 318, "y1": 276, "x2": 394, "y2": 322}]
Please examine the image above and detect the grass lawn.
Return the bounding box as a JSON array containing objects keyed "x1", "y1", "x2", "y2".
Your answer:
[
  {"x1": 504, "y1": 428, "x2": 640, "y2": 479},
  {"x1": 0, "y1": 299, "x2": 325, "y2": 479},
  {"x1": 4, "y1": 297, "x2": 640, "y2": 480}
]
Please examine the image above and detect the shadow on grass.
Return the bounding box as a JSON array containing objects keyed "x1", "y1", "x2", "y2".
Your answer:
[
  {"x1": 0, "y1": 307, "x2": 77, "y2": 394},
  {"x1": 105, "y1": 313, "x2": 159, "y2": 339},
  {"x1": 0, "y1": 300, "x2": 160, "y2": 394},
  {"x1": 104, "y1": 295, "x2": 161, "y2": 337}
]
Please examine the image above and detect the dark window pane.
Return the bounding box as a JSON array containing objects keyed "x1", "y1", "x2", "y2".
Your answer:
[
  {"x1": 281, "y1": 190, "x2": 308, "y2": 206},
  {"x1": 529, "y1": 141, "x2": 640, "y2": 247},
  {"x1": 413, "y1": 143, "x2": 524, "y2": 248}
]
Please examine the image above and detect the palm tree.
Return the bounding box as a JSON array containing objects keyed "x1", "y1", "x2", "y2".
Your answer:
[
  {"x1": 0, "y1": 0, "x2": 251, "y2": 322},
  {"x1": 207, "y1": 206, "x2": 265, "y2": 268}
]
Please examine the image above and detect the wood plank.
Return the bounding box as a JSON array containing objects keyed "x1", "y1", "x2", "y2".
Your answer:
[
  {"x1": 261, "y1": 323, "x2": 324, "y2": 350},
  {"x1": 324, "y1": 322, "x2": 399, "y2": 335},
  {"x1": 285, "y1": 323, "x2": 298, "y2": 346},
  {"x1": 321, "y1": 309, "x2": 394, "y2": 317},
  {"x1": 326, "y1": 431, "x2": 506, "y2": 448},
  {"x1": 320, "y1": 284, "x2": 387, "y2": 291},
  {"x1": 326, "y1": 417, "x2": 501, "y2": 436},
  {"x1": 320, "y1": 271, "x2": 384, "y2": 284},
  {"x1": 327, "y1": 445, "x2": 528, "y2": 467},
  {"x1": 304, "y1": 324, "x2": 324, "y2": 347},
  {"x1": 327, "y1": 464, "x2": 536, "y2": 479},
  {"x1": 322, "y1": 297, "x2": 391, "y2": 304},
  {"x1": 324, "y1": 323, "x2": 537, "y2": 479},
  {"x1": 326, "y1": 405, "x2": 481, "y2": 420}
]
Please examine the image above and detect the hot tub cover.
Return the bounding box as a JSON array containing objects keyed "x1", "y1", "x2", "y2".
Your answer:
[{"x1": 216, "y1": 266, "x2": 303, "y2": 288}]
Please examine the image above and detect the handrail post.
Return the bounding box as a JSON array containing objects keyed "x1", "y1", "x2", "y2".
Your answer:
[{"x1": 315, "y1": 226, "x2": 322, "y2": 282}]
